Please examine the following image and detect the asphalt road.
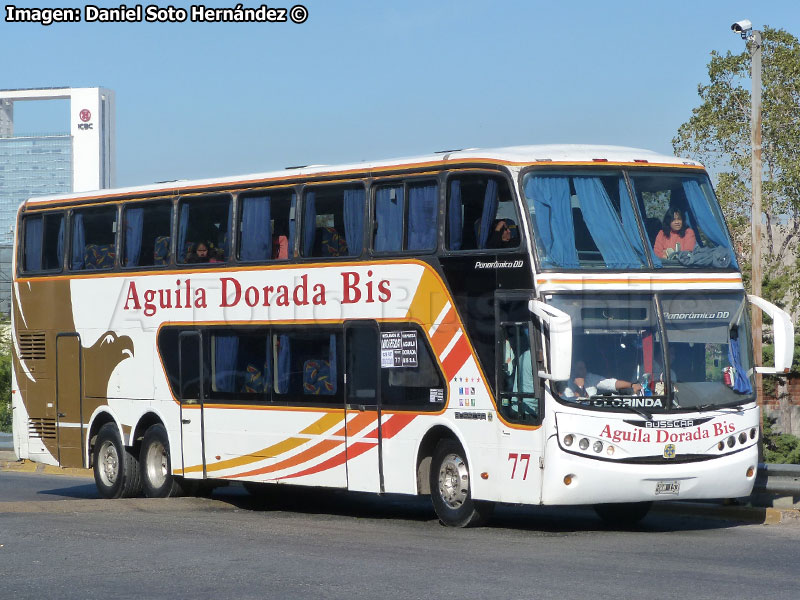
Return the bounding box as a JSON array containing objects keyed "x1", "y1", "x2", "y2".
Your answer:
[{"x1": 1, "y1": 471, "x2": 798, "y2": 600}]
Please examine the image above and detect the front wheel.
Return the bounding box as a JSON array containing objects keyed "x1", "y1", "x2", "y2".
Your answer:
[
  {"x1": 594, "y1": 501, "x2": 652, "y2": 527},
  {"x1": 140, "y1": 424, "x2": 183, "y2": 498},
  {"x1": 93, "y1": 422, "x2": 141, "y2": 499},
  {"x1": 429, "y1": 439, "x2": 494, "y2": 527}
]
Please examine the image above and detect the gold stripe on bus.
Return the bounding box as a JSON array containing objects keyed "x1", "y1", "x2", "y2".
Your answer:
[{"x1": 184, "y1": 412, "x2": 345, "y2": 474}]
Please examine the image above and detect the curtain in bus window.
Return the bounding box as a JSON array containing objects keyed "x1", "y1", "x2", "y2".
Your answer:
[
  {"x1": 288, "y1": 193, "x2": 297, "y2": 258},
  {"x1": 24, "y1": 217, "x2": 43, "y2": 271},
  {"x1": 177, "y1": 205, "x2": 189, "y2": 262},
  {"x1": 276, "y1": 334, "x2": 291, "y2": 394},
  {"x1": 448, "y1": 180, "x2": 463, "y2": 250},
  {"x1": 71, "y1": 213, "x2": 85, "y2": 270},
  {"x1": 525, "y1": 176, "x2": 579, "y2": 268},
  {"x1": 56, "y1": 217, "x2": 65, "y2": 268},
  {"x1": 728, "y1": 338, "x2": 753, "y2": 394},
  {"x1": 618, "y1": 177, "x2": 648, "y2": 265},
  {"x1": 682, "y1": 180, "x2": 737, "y2": 266},
  {"x1": 125, "y1": 207, "x2": 144, "y2": 267},
  {"x1": 223, "y1": 200, "x2": 233, "y2": 260},
  {"x1": 302, "y1": 192, "x2": 316, "y2": 256},
  {"x1": 408, "y1": 184, "x2": 437, "y2": 250},
  {"x1": 375, "y1": 186, "x2": 404, "y2": 252},
  {"x1": 476, "y1": 179, "x2": 498, "y2": 249},
  {"x1": 327, "y1": 334, "x2": 337, "y2": 392},
  {"x1": 573, "y1": 177, "x2": 642, "y2": 269},
  {"x1": 343, "y1": 188, "x2": 364, "y2": 256},
  {"x1": 214, "y1": 335, "x2": 239, "y2": 393},
  {"x1": 240, "y1": 195, "x2": 272, "y2": 261}
]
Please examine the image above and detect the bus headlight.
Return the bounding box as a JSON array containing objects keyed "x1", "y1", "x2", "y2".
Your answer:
[
  {"x1": 579, "y1": 438, "x2": 590, "y2": 451},
  {"x1": 738, "y1": 432, "x2": 747, "y2": 444},
  {"x1": 606, "y1": 445, "x2": 615, "y2": 456},
  {"x1": 727, "y1": 436, "x2": 736, "y2": 448},
  {"x1": 592, "y1": 441, "x2": 603, "y2": 453},
  {"x1": 564, "y1": 434, "x2": 574, "y2": 447}
]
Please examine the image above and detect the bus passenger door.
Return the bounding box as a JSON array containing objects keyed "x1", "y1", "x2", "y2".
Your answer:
[
  {"x1": 495, "y1": 295, "x2": 545, "y2": 504},
  {"x1": 178, "y1": 331, "x2": 205, "y2": 479},
  {"x1": 55, "y1": 333, "x2": 83, "y2": 468},
  {"x1": 344, "y1": 320, "x2": 383, "y2": 493}
]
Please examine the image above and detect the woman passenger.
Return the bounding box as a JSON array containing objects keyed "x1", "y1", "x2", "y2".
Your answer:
[{"x1": 653, "y1": 206, "x2": 696, "y2": 259}]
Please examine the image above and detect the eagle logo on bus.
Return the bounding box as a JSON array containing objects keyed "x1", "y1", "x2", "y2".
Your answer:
[{"x1": 663, "y1": 444, "x2": 677, "y2": 459}]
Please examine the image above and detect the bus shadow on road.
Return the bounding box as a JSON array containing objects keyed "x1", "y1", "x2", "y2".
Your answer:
[{"x1": 211, "y1": 483, "x2": 745, "y2": 533}]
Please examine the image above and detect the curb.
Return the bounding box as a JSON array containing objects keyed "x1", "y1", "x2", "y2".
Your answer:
[{"x1": 0, "y1": 457, "x2": 93, "y2": 479}]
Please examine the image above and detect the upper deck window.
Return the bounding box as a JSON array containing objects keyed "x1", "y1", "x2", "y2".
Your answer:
[
  {"x1": 523, "y1": 171, "x2": 647, "y2": 270},
  {"x1": 22, "y1": 212, "x2": 64, "y2": 273},
  {"x1": 447, "y1": 175, "x2": 520, "y2": 251},
  {"x1": 373, "y1": 181, "x2": 438, "y2": 253},
  {"x1": 630, "y1": 172, "x2": 738, "y2": 269},
  {"x1": 70, "y1": 206, "x2": 117, "y2": 271},
  {"x1": 301, "y1": 185, "x2": 364, "y2": 259},
  {"x1": 238, "y1": 190, "x2": 296, "y2": 262},
  {"x1": 177, "y1": 195, "x2": 231, "y2": 264},
  {"x1": 122, "y1": 201, "x2": 172, "y2": 268}
]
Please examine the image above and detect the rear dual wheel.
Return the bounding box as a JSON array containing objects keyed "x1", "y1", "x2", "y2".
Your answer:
[
  {"x1": 140, "y1": 424, "x2": 184, "y2": 498},
  {"x1": 93, "y1": 423, "x2": 142, "y2": 499}
]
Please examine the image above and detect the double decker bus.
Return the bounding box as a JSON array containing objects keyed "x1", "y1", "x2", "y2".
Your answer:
[{"x1": 11, "y1": 145, "x2": 794, "y2": 526}]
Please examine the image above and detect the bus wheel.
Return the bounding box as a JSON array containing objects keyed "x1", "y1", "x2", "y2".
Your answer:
[
  {"x1": 140, "y1": 424, "x2": 182, "y2": 498},
  {"x1": 429, "y1": 439, "x2": 494, "y2": 527},
  {"x1": 93, "y1": 422, "x2": 142, "y2": 499},
  {"x1": 594, "y1": 502, "x2": 652, "y2": 527}
]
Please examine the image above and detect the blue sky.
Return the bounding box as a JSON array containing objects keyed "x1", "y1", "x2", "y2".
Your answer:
[{"x1": 3, "y1": 0, "x2": 800, "y2": 188}]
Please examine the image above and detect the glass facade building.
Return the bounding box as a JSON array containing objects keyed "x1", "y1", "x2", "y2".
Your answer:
[{"x1": 0, "y1": 134, "x2": 73, "y2": 244}]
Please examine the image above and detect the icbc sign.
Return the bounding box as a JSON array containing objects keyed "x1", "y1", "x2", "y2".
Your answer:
[{"x1": 78, "y1": 109, "x2": 93, "y2": 130}]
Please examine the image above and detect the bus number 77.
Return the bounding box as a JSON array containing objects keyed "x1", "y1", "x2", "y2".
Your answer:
[{"x1": 508, "y1": 453, "x2": 531, "y2": 480}]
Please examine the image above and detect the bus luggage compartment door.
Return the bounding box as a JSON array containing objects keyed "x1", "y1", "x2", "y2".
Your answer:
[
  {"x1": 55, "y1": 333, "x2": 83, "y2": 468},
  {"x1": 344, "y1": 321, "x2": 383, "y2": 493}
]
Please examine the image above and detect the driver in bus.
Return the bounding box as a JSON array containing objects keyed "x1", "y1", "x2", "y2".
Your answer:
[{"x1": 563, "y1": 360, "x2": 642, "y2": 398}]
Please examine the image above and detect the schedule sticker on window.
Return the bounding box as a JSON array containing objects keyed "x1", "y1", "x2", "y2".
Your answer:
[{"x1": 381, "y1": 331, "x2": 418, "y2": 368}]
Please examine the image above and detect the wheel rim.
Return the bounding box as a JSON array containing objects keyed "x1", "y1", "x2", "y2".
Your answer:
[
  {"x1": 98, "y1": 440, "x2": 119, "y2": 487},
  {"x1": 145, "y1": 440, "x2": 168, "y2": 489},
  {"x1": 438, "y1": 453, "x2": 469, "y2": 509}
]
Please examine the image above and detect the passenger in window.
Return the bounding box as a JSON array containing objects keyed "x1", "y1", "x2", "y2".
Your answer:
[
  {"x1": 187, "y1": 241, "x2": 211, "y2": 263},
  {"x1": 563, "y1": 360, "x2": 642, "y2": 398},
  {"x1": 653, "y1": 207, "x2": 696, "y2": 259},
  {"x1": 487, "y1": 219, "x2": 517, "y2": 249},
  {"x1": 272, "y1": 222, "x2": 289, "y2": 259}
]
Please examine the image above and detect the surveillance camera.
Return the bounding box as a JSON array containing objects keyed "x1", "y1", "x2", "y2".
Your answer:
[{"x1": 731, "y1": 19, "x2": 752, "y2": 33}]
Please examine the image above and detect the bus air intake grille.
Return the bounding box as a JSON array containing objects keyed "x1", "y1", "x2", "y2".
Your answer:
[
  {"x1": 19, "y1": 332, "x2": 47, "y2": 360},
  {"x1": 28, "y1": 418, "x2": 56, "y2": 440}
]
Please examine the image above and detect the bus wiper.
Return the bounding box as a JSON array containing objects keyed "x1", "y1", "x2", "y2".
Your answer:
[{"x1": 696, "y1": 404, "x2": 744, "y2": 413}]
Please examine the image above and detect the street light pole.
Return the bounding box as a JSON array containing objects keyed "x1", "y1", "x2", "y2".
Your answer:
[
  {"x1": 732, "y1": 20, "x2": 763, "y2": 402},
  {"x1": 748, "y1": 29, "x2": 763, "y2": 403}
]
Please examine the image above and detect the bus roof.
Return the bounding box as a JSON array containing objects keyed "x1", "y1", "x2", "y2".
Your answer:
[{"x1": 23, "y1": 144, "x2": 703, "y2": 206}]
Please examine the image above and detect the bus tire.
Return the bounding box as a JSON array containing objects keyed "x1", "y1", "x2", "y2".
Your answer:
[
  {"x1": 140, "y1": 424, "x2": 183, "y2": 498},
  {"x1": 594, "y1": 501, "x2": 652, "y2": 527},
  {"x1": 429, "y1": 439, "x2": 494, "y2": 527},
  {"x1": 93, "y1": 422, "x2": 142, "y2": 499}
]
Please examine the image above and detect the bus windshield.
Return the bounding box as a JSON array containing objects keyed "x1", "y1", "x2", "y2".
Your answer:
[
  {"x1": 548, "y1": 292, "x2": 754, "y2": 412},
  {"x1": 523, "y1": 170, "x2": 738, "y2": 271}
]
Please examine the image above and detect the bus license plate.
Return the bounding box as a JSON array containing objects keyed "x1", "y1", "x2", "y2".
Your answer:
[{"x1": 655, "y1": 481, "x2": 680, "y2": 495}]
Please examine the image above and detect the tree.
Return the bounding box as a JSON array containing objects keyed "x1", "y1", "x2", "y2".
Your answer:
[
  {"x1": 0, "y1": 342, "x2": 11, "y2": 433},
  {"x1": 673, "y1": 26, "x2": 800, "y2": 313}
]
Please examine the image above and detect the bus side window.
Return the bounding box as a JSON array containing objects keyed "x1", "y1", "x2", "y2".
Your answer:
[
  {"x1": 301, "y1": 186, "x2": 364, "y2": 259},
  {"x1": 177, "y1": 195, "x2": 232, "y2": 264},
  {"x1": 238, "y1": 190, "x2": 296, "y2": 262},
  {"x1": 373, "y1": 182, "x2": 438, "y2": 253},
  {"x1": 446, "y1": 175, "x2": 519, "y2": 251},
  {"x1": 21, "y1": 212, "x2": 65, "y2": 273},
  {"x1": 70, "y1": 206, "x2": 117, "y2": 271},
  {"x1": 122, "y1": 201, "x2": 172, "y2": 268},
  {"x1": 272, "y1": 329, "x2": 342, "y2": 404}
]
